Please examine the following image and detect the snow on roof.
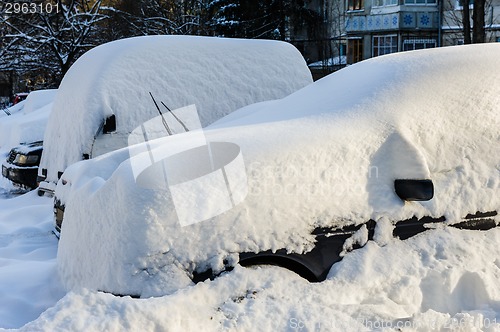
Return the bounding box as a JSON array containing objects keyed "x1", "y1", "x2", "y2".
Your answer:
[
  {"x1": 0, "y1": 90, "x2": 56, "y2": 151},
  {"x1": 21, "y1": 89, "x2": 57, "y2": 115},
  {"x1": 40, "y1": 35, "x2": 313, "y2": 183},
  {"x1": 57, "y1": 44, "x2": 500, "y2": 297}
]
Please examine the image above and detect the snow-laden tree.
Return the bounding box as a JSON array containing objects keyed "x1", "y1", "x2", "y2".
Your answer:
[
  {"x1": 105, "y1": 0, "x2": 212, "y2": 37},
  {"x1": 207, "y1": 0, "x2": 315, "y2": 40},
  {"x1": 0, "y1": 0, "x2": 109, "y2": 87}
]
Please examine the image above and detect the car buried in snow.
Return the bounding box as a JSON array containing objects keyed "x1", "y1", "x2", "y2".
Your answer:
[
  {"x1": 37, "y1": 35, "x2": 313, "y2": 199},
  {"x1": 0, "y1": 89, "x2": 56, "y2": 189},
  {"x1": 55, "y1": 44, "x2": 499, "y2": 298},
  {"x1": 2, "y1": 141, "x2": 43, "y2": 189}
]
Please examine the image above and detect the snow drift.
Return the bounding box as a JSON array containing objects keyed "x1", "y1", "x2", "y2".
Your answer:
[
  {"x1": 57, "y1": 44, "x2": 499, "y2": 297},
  {"x1": 39, "y1": 35, "x2": 313, "y2": 184}
]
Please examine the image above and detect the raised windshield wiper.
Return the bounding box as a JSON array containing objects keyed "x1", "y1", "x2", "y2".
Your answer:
[{"x1": 149, "y1": 92, "x2": 190, "y2": 134}]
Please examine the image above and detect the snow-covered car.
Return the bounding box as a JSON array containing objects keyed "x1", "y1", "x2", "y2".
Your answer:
[
  {"x1": 11, "y1": 92, "x2": 29, "y2": 105},
  {"x1": 0, "y1": 89, "x2": 56, "y2": 189},
  {"x1": 2, "y1": 141, "x2": 43, "y2": 189},
  {"x1": 0, "y1": 89, "x2": 56, "y2": 151},
  {"x1": 37, "y1": 35, "x2": 313, "y2": 196},
  {"x1": 56, "y1": 44, "x2": 499, "y2": 298}
]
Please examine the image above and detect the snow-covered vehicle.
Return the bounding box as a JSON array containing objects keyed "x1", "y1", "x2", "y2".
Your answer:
[
  {"x1": 2, "y1": 141, "x2": 43, "y2": 189},
  {"x1": 1, "y1": 90, "x2": 56, "y2": 189},
  {"x1": 37, "y1": 35, "x2": 313, "y2": 197},
  {"x1": 11, "y1": 92, "x2": 29, "y2": 106},
  {"x1": 0, "y1": 89, "x2": 56, "y2": 150},
  {"x1": 56, "y1": 44, "x2": 499, "y2": 298}
]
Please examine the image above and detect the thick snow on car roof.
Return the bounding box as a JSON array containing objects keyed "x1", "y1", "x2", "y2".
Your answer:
[
  {"x1": 0, "y1": 90, "x2": 56, "y2": 151},
  {"x1": 39, "y1": 35, "x2": 313, "y2": 183},
  {"x1": 57, "y1": 44, "x2": 500, "y2": 297}
]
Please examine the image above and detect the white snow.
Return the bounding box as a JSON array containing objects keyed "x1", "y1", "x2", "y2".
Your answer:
[
  {"x1": 39, "y1": 35, "x2": 313, "y2": 184},
  {"x1": 0, "y1": 90, "x2": 56, "y2": 152},
  {"x1": 55, "y1": 44, "x2": 499, "y2": 298},
  {"x1": 0, "y1": 100, "x2": 25, "y2": 118},
  {"x1": 0, "y1": 44, "x2": 498, "y2": 331},
  {"x1": 0, "y1": 188, "x2": 64, "y2": 329}
]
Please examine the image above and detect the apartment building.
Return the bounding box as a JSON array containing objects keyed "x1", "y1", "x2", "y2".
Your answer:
[{"x1": 345, "y1": 0, "x2": 500, "y2": 63}]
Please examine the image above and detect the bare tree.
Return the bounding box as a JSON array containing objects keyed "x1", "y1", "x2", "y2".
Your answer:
[
  {"x1": 444, "y1": 0, "x2": 492, "y2": 44},
  {"x1": 472, "y1": 0, "x2": 486, "y2": 42}
]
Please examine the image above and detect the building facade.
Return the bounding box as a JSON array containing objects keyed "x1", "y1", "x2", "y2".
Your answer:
[
  {"x1": 345, "y1": 0, "x2": 440, "y2": 64},
  {"x1": 345, "y1": 0, "x2": 500, "y2": 64}
]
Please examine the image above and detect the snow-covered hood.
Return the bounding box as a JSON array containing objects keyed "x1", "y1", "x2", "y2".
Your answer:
[
  {"x1": 40, "y1": 35, "x2": 313, "y2": 183},
  {"x1": 57, "y1": 44, "x2": 500, "y2": 297}
]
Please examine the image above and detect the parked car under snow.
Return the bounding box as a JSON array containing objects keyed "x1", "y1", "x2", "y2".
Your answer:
[
  {"x1": 37, "y1": 35, "x2": 313, "y2": 197},
  {"x1": 0, "y1": 89, "x2": 56, "y2": 189},
  {"x1": 2, "y1": 141, "x2": 43, "y2": 189},
  {"x1": 56, "y1": 44, "x2": 499, "y2": 298}
]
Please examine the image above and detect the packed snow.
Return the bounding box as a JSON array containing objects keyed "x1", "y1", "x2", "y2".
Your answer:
[
  {"x1": 39, "y1": 35, "x2": 313, "y2": 184},
  {"x1": 56, "y1": 44, "x2": 499, "y2": 297},
  {"x1": 0, "y1": 44, "x2": 498, "y2": 331}
]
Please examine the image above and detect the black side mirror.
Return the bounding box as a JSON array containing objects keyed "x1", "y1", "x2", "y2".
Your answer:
[
  {"x1": 103, "y1": 114, "x2": 116, "y2": 134},
  {"x1": 394, "y1": 179, "x2": 434, "y2": 201}
]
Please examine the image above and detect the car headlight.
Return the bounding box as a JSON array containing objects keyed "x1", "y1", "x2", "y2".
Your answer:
[{"x1": 13, "y1": 154, "x2": 39, "y2": 165}]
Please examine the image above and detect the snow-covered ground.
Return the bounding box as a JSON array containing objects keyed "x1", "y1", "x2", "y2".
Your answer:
[
  {"x1": 0, "y1": 183, "x2": 499, "y2": 331},
  {"x1": 0, "y1": 180, "x2": 64, "y2": 329}
]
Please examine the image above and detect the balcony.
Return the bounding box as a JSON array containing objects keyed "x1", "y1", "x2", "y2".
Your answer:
[{"x1": 346, "y1": 11, "x2": 439, "y2": 32}]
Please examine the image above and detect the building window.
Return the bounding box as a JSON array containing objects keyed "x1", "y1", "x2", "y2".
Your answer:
[
  {"x1": 348, "y1": 0, "x2": 364, "y2": 11},
  {"x1": 373, "y1": 0, "x2": 398, "y2": 7},
  {"x1": 404, "y1": 0, "x2": 436, "y2": 4},
  {"x1": 347, "y1": 39, "x2": 363, "y2": 63},
  {"x1": 403, "y1": 39, "x2": 436, "y2": 51},
  {"x1": 372, "y1": 35, "x2": 398, "y2": 57}
]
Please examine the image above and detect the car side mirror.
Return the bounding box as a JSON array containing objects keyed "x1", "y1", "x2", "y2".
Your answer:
[
  {"x1": 394, "y1": 179, "x2": 434, "y2": 201},
  {"x1": 103, "y1": 114, "x2": 116, "y2": 134}
]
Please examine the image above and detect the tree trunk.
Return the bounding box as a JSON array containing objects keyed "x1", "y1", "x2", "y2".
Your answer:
[
  {"x1": 472, "y1": 0, "x2": 486, "y2": 43},
  {"x1": 462, "y1": 0, "x2": 471, "y2": 44}
]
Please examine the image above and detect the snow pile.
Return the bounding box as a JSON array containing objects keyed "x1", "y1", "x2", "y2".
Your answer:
[
  {"x1": 0, "y1": 90, "x2": 56, "y2": 151},
  {"x1": 57, "y1": 44, "x2": 499, "y2": 297},
  {"x1": 39, "y1": 35, "x2": 313, "y2": 183},
  {"x1": 0, "y1": 190, "x2": 64, "y2": 329},
  {"x1": 20, "y1": 228, "x2": 500, "y2": 331}
]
